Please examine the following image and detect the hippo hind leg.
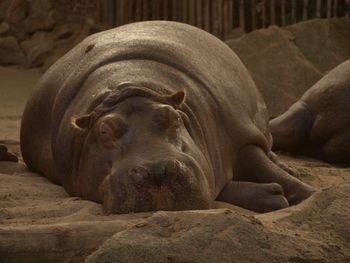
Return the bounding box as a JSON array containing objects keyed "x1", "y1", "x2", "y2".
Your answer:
[
  {"x1": 268, "y1": 151, "x2": 298, "y2": 176},
  {"x1": 235, "y1": 145, "x2": 314, "y2": 208},
  {"x1": 322, "y1": 131, "x2": 350, "y2": 166},
  {"x1": 270, "y1": 100, "x2": 314, "y2": 152}
]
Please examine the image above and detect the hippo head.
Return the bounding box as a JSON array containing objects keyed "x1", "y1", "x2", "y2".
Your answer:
[{"x1": 71, "y1": 86, "x2": 212, "y2": 214}]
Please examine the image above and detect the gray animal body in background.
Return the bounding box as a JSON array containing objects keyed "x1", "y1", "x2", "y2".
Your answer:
[{"x1": 271, "y1": 59, "x2": 350, "y2": 166}]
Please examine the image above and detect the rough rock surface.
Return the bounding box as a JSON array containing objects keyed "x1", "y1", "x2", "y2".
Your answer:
[
  {"x1": 87, "y1": 187, "x2": 350, "y2": 263},
  {"x1": 0, "y1": 36, "x2": 26, "y2": 65},
  {"x1": 0, "y1": 0, "x2": 99, "y2": 69},
  {"x1": 23, "y1": 0, "x2": 55, "y2": 33},
  {"x1": 21, "y1": 31, "x2": 54, "y2": 67},
  {"x1": 0, "y1": 0, "x2": 12, "y2": 21},
  {"x1": 227, "y1": 18, "x2": 350, "y2": 117},
  {"x1": 0, "y1": 21, "x2": 10, "y2": 35}
]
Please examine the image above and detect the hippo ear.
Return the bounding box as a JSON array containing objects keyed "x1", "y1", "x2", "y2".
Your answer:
[
  {"x1": 71, "y1": 114, "x2": 93, "y2": 133},
  {"x1": 165, "y1": 90, "x2": 186, "y2": 109}
]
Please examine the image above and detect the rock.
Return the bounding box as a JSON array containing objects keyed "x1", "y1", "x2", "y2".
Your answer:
[
  {"x1": 0, "y1": 36, "x2": 26, "y2": 65},
  {"x1": 225, "y1": 27, "x2": 245, "y2": 40},
  {"x1": 226, "y1": 18, "x2": 350, "y2": 117},
  {"x1": 23, "y1": 0, "x2": 55, "y2": 33},
  {"x1": 86, "y1": 190, "x2": 350, "y2": 263},
  {"x1": 4, "y1": 0, "x2": 30, "y2": 24},
  {"x1": 52, "y1": 23, "x2": 81, "y2": 41},
  {"x1": 285, "y1": 18, "x2": 350, "y2": 73},
  {"x1": 0, "y1": 0, "x2": 14, "y2": 21},
  {"x1": 227, "y1": 26, "x2": 323, "y2": 117},
  {"x1": 0, "y1": 22, "x2": 10, "y2": 35},
  {"x1": 21, "y1": 31, "x2": 54, "y2": 67}
]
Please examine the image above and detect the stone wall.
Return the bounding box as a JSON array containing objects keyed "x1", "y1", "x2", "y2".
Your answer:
[{"x1": 0, "y1": 0, "x2": 102, "y2": 69}]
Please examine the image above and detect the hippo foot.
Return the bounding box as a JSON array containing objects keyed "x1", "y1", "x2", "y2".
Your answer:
[
  {"x1": 284, "y1": 182, "x2": 315, "y2": 206},
  {"x1": 0, "y1": 145, "x2": 18, "y2": 162},
  {"x1": 235, "y1": 144, "x2": 315, "y2": 208},
  {"x1": 217, "y1": 181, "x2": 289, "y2": 213}
]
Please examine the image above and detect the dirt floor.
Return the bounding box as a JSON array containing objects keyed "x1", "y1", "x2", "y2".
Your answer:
[{"x1": 0, "y1": 25, "x2": 350, "y2": 262}]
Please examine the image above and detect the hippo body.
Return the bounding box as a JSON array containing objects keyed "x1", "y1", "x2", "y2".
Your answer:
[
  {"x1": 21, "y1": 21, "x2": 312, "y2": 213},
  {"x1": 270, "y1": 59, "x2": 350, "y2": 165}
]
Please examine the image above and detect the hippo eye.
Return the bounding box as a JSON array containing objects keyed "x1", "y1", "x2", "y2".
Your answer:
[
  {"x1": 153, "y1": 106, "x2": 181, "y2": 130},
  {"x1": 98, "y1": 118, "x2": 127, "y2": 147}
]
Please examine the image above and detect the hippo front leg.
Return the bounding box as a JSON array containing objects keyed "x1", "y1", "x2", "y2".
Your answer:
[
  {"x1": 235, "y1": 145, "x2": 314, "y2": 206},
  {"x1": 268, "y1": 151, "x2": 298, "y2": 176},
  {"x1": 217, "y1": 181, "x2": 289, "y2": 213}
]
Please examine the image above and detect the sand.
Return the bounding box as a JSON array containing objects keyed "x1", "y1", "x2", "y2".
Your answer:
[{"x1": 0, "y1": 56, "x2": 349, "y2": 262}]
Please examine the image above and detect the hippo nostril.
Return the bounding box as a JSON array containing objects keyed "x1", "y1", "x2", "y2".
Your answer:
[{"x1": 128, "y1": 161, "x2": 185, "y2": 187}]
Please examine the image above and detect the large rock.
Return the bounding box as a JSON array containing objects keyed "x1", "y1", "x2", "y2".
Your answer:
[
  {"x1": 286, "y1": 18, "x2": 350, "y2": 73},
  {"x1": 227, "y1": 26, "x2": 323, "y2": 117},
  {"x1": 1, "y1": 0, "x2": 30, "y2": 41},
  {"x1": 86, "y1": 184, "x2": 350, "y2": 263},
  {"x1": 0, "y1": 36, "x2": 26, "y2": 65},
  {"x1": 227, "y1": 18, "x2": 350, "y2": 117},
  {"x1": 23, "y1": 0, "x2": 54, "y2": 33},
  {"x1": 21, "y1": 31, "x2": 54, "y2": 67}
]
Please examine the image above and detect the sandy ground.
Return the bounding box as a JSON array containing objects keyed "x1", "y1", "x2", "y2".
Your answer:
[
  {"x1": 0, "y1": 67, "x2": 42, "y2": 160},
  {"x1": 0, "y1": 68, "x2": 349, "y2": 262}
]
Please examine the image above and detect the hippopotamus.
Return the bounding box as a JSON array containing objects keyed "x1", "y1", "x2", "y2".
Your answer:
[
  {"x1": 20, "y1": 21, "x2": 313, "y2": 214},
  {"x1": 270, "y1": 59, "x2": 350, "y2": 166}
]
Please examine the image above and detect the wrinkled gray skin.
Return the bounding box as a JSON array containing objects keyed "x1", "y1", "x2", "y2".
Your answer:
[
  {"x1": 21, "y1": 21, "x2": 313, "y2": 214},
  {"x1": 271, "y1": 59, "x2": 350, "y2": 166}
]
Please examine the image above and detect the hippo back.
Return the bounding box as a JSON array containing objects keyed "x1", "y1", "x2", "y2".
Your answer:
[{"x1": 21, "y1": 21, "x2": 270, "y2": 189}]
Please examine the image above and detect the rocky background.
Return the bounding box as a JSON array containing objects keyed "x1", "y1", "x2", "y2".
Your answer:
[
  {"x1": 0, "y1": 0, "x2": 103, "y2": 69},
  {"x1": 1, "y1": 1, "x2": 349, "y2": 118},
  {"x1": 0, "y1": 1, "x2": 350, "y2": 262},
  {"x1": 227, "y1": 18, "x2": 350, "y2": 116}
]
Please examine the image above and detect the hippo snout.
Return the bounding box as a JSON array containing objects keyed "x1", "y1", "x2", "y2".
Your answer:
[
  {"x1": 129, "y1": 160, "x2": 186, "y2": 186},
  {"x1": 102, "y1": 157, "x2": 211, "y2": 213}
]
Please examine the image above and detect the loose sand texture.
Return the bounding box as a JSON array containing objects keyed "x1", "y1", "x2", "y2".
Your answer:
[{"x1": 1, "y1": 20, "x2": 350, "y2": 262}]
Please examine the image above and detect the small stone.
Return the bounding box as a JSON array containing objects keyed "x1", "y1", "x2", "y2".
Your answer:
[{"x1": 135, "y1": 222, "x2": 147, "y2": 228}]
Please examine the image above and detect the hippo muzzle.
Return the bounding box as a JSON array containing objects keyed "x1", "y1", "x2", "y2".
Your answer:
[{"x1": 102, "y1": 156, "x2": 211, "y2": 214}]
